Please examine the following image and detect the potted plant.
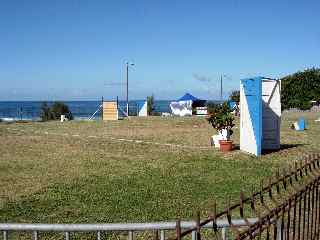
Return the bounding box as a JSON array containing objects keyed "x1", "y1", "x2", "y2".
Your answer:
[{"x1": 206, "y1": 102, "x2": 235, "y2": 152}]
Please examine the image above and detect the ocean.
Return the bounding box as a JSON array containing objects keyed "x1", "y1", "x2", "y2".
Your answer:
[{"x1": 0, "y1": 100, "x2": 172, "y2": 121}]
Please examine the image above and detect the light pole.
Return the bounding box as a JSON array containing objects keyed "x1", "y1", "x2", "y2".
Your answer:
[
  {"x1": 220, "y1": 74, "x2": 232, "y2": 101},
  {"x1": 220, "y1": 75, "x2": 223, "y2": 101},
  {"x1": 126, "y1": 62, "x2": 134, "y2": 116}
]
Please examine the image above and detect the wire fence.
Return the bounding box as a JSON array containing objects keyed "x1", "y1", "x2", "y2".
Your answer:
[
  {"x1": 173, "y1": 153, "x2": 320, "y2": 240},
  {"x1": 0, "y1": 101, "x2": 171, "y2": 121},
  {"x1": 0, "y1": 218, "x2": 258, "y2": 240}
]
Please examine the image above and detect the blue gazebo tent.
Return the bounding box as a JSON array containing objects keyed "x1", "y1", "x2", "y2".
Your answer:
[
  {"x1": 178, "y1": 93, "x2": 199, "y2": 101},
  {"x1": 178, "y1": 93, "x2": 206, "y2": 106},
  {"x1": 170, "y1": 93, "x2": 206, "y2": 116}
]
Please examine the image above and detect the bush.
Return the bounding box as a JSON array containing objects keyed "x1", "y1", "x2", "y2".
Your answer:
[
  {"x1": 51, "y1": 102, "x2": 73, "y2": 120},
  {"x1": 281, "y1": 68, "x2": 320, "y2": 110},
  {"x1": 206, "y1": 101, "x2": 218, "y2": 114},
  {"x1": 206, "y1": 102, "x2": 235, "y2": 137},
  {"x1": 229, "y1": 90, "x2": 240, "y2": 103},
  {"x1": 147, "y1": 95, "x2": 155, "y2": 116},
  {"x1": 40, "y1": 102, "x2": 52, "y2": 121},
  {"x1": 40, "y1": 102, "x2": 73, "y2": 121}
]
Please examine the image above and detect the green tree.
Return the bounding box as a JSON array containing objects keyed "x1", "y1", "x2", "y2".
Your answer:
[
  {"x1": 281, "y1": 68, "x2": 320, "y2": 110},
  {"x1": 51, "y1": 102, "x2": 73, "y2": 120},
  {"x1": 40, "y1": 102, "x2": 73, "y2": 121},
  {"x1": 40, "y1": 102, "x2": 52, "y2": 121},
  {"x1": 147, "y1": 95, "x2": 155, "y2": 116},
  {"x1": 229, "y1": 90, "x2": 240, "y2": 103}
]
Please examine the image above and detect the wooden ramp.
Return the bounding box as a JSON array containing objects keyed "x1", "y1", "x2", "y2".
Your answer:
[{"x1": 103, "y1": 101, "x2": 118, "y2": 121}]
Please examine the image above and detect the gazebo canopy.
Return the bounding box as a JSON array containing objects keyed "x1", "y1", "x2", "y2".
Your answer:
[{"x1": 177, "y1": 93, "x2": 199, "y2": 101}]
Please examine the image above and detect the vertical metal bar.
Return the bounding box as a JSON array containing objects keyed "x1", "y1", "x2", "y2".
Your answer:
[
  {"x1": 274, "y1": 221, "x2": 278, "y2": 240},
  {"x1": 293, "y1": 195, "x2": 297, "y2": 240},
  {"x1": 298, "y1": 192, "x2": 302, "y2": 240},
  {"x1": 266, "y1": 225, "x2": 270, "y2": 240},
  {"x1": 281, "y1": 205, "x2": 285, "y2": 240},
  {"x1": 315, "y1": 181, "x2": 320, "y2": 239},
  {"x1": 302, "y1": 190, "x2": 307, "y2": 240},
  {"x1": 318, "y1": 181, "x2": 320, "y2": 240},
  {"x1": 286, "y1": 199, "x2": 291, "y2": 240},
  {"x1": 176, "y1": 219, "x2": 181, "y2": 240},
  {"x1": 97, "y1": 231, "x2": 101, "y2": 240},
  {"x1": 307, "y1": 185, "x2": 311, "y2": 240},
  {"x1": 101, "y1": 96, "x2": 104, "y2": 120},
  {"x1": 310, "y1": 182, "x2": 315, "y2": 240},
  {"x1": 154, "y1": 230, "x2": 159, "y2": 240},
  {"x1": 191, "y1": 230, "x2": 197, "y2": 240},
  {"x1": 65, "y1": 232, "x2": 70, "y2": 240},
  {"x1": 33, "y1": 231, "x2": 38, "y2": 240},
  {"x1": 221, "y1": 227, "x2": 228, "y2": 240},
  {"x1": 3, "y1": 231, "x2": 8, "y2": 240},
  {"x1": 196, "y1": 211, "x2": 201, "y2": 240},
  {"x1": 277, "y1": 218, "x2": 282, "y2": 240},
  {"x1": 160, "y1": 230, "x2": 165, "y2": 240},
  {"x1": 314, "y1": 181, "x2": 318, "y2": 240},
  {"x1": 128, "y1": 231, "x2": 133, "y2": 240}
]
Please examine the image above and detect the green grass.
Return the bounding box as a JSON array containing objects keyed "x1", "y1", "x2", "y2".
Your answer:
[{"x1": 0, "y1": 112, "x2": 319, "y2": 223}]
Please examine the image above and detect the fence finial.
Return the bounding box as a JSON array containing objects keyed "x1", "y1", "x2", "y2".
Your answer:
[
  {"x1": 240, "y1": 191, "x2": 245, "y2": 218},
  {"x1": 260, "y1": 179, "x2": 264, "y2": 204},
  {"x1": 212, "y1": 200, "x2": 217, "y2": 232},
  {"x1": 294, "y1": 161, "x2": 298, "y2": 181},
  {"x1": 282, "y1": 168, "x2": 287, "y2": 190}
]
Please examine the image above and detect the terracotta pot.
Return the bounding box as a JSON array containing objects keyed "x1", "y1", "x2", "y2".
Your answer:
[{"x1": 219, "y1": 140, "x2": 233, "y2": 152}]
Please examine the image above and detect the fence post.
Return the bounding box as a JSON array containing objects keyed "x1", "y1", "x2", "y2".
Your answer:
[
  {"x1": 3, "y1": 231, "x2": 8, "y2": 240},
  {"x1": 176, "y1": 219, "x2": 181, "y2": 240},
  {"x1": 160, "y1": 230, "x2": 165, "y2": 240},
  {"x1": 97, "y1": 231, "x2": 101, "y2": 240},
  {"x1": 191, "y1": 230, "x2": 197, "y2": 240},
  {"x1": 33, "y1": 231, "x2": 38, "y2": 240},
  {"x1": 277, "y1": 219, "x2": 283, "y2": 240},
  {"x1": 221, "y1": 227, "x2": 228, "y2": 240},
  {"x1": 128, "y1": 230, "x2": 133, "y2": 240},
  {"x1": 65, "y1": 232, "x2": 70, "y2": 240},
  {"x1": 196, "y1": 211, "x2": 201, "y2": 240}
]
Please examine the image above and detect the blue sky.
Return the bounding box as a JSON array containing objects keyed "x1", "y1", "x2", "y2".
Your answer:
[{"x1": 0, "y1": 0, "x2": 319, "y2": 101}]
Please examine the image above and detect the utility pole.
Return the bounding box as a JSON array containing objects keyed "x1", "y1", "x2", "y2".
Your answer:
[
  {"x1": 126, "y1": 62, "x2": 129, "y2": 116},
  {"x1": 125, "y1": 62, "x2": 134, "y2": 116},
  {"x1": 220, "y1": 75, "x2": 223, "y2": 101}
]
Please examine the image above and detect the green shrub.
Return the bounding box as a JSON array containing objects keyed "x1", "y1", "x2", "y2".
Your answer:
[
  {"x1": 50, "y1": 102, "x2": 73, "y2": 120},
  {"x1": 206, "y1": 101, "x2": 218, "y2": 114},
  {"x1": 147, "y1": 95, "x2": 155, "y2": 116},
  {"x1": 229, "y1": 90, "x2": 240, "y2": 103},
  {"x1": 40, "y1": 102, "x2": 73, "y2": 121},
  {"x1": 206, "y1": 102, "x2": 235, "y2": 137},
  {"x1": 40, "y1": 102, "x2": 53, "y2": 121},
  {"x1": 281, "y1": 68, "x2": 320, "y2": 110}
]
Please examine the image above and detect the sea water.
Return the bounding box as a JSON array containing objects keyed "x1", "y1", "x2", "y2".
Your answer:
[{"x1": 0, "y1": 100, "x2": 172, "y2": 121}]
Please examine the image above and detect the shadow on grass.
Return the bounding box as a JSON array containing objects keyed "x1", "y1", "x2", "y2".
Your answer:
[
  {"x1": 262, "y1": 144, "x2": 306, "y2": 155},
  {"x1": 232, "y1": 144, "x2": 306, "y2": 155}
]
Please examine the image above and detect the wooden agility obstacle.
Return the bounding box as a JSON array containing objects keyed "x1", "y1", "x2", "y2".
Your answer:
[{"x1": 102, "y1": 101, "x2": 119, "y2": 121}]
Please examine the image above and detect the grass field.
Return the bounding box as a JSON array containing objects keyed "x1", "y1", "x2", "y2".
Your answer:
[{"x1": 0, "y1": 112, "x2": 319, "y2": 224}]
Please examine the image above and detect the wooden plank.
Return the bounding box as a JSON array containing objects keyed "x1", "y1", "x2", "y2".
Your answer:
[{"x1": 102, "y1": 101, "x2": 118, "y2": 121}]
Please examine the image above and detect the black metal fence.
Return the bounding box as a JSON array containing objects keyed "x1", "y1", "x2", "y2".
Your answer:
[{"x1": 174, "y1": 153, "x2": 320, "y2": 240}]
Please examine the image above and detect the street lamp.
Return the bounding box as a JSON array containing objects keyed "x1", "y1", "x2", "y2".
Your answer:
[
  {"x1": 220, "y1": 74, "x2": 232, "y2": 101},
  {"x1": 126, "y1": 62, "x2": 134, "y2": 116}
]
